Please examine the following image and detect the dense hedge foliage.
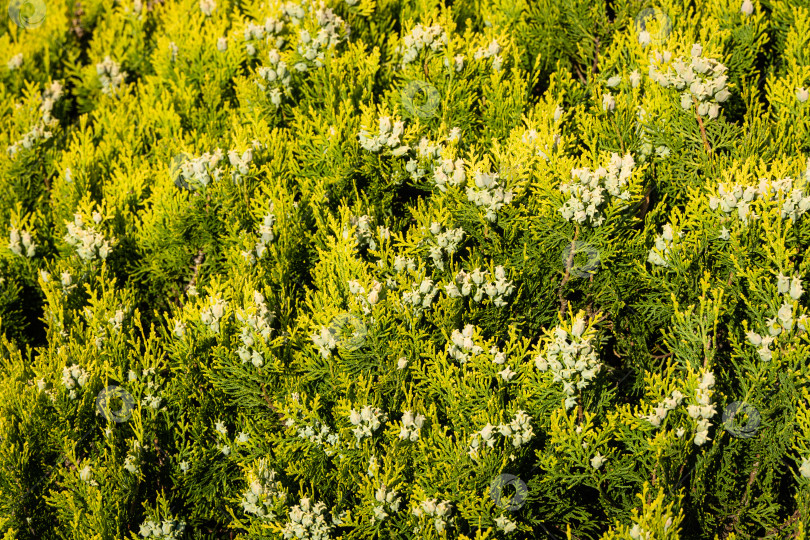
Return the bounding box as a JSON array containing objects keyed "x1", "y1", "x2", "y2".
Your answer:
[{"x1": 2, "y1": 0, "x2": 810, "y2": 538}]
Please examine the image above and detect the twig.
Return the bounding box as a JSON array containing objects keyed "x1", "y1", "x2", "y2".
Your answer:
[
  {"x1": 615, "y1": 369, "x2": 634, "y2": 390},
  {"x1": 152, "y1": 436, "x2": 172, "y2": 494},
  {"x1": 698, "y1": 331, "x2": 712, "y2": 370},
  {"x1": 610, "y1": 117, "x2": 626, "y2": 153},
  {"x1": 764, "y1": 509, "x2": 801, "y2": 539},
  {"x1": 675, "y1": 462, "x2": 687, "y2": 488},
  {"x1": 692, "y1": 96, "x2": 712, "y2": 154},
  {"x1": 724, "y1": 456, "x2": 760, "y2": 536},
  {"x1": 152, "y1": 436, "x2": 170, "y2": 468},
  {"x1": 184, "y1": 249, "x2": 205, "y2": 295},
  {"x1": 261, "y1": 384, "x2": 285, "y2": 421},
  {"x1": 574, "y1": 63, "x2": 588, "y2": 85},
  {"x1": 633, "y1": 180, "x2": 655, "y2": 222},
  {"x1": 741, "y1": 457, "x2": 760, "y2": 506},
  {"x1": 592, "y1": 37, "x2": 600, "y2": 75},
  {"x1": 558, "y1": 226, "x2": 580, "y2": 317}
]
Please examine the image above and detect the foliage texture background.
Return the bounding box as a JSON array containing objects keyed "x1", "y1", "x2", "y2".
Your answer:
[{"x1": 1, "y1": 0, "x2": 810, "y2": 538}]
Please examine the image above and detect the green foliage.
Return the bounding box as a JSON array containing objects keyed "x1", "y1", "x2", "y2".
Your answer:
[{"x1": 2, "y1": 0, "x2": 810, "y2": 539}]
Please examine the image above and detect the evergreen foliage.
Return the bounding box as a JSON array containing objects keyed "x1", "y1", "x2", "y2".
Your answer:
[{"x1": 1, "y1": 0, "x2": 810, "y2": 538}]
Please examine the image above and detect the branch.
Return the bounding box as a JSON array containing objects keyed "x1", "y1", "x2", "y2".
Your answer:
[
  {"x1": 692, "y1": 96, "x2": 712, "y2": 154},
  {"x1": 763, "y1": 509, "x2": 801, "y2": 539},
  {"x1": 615, "y1": 369, "x2": 634, "y2": 390},
  {"x1": 610, "y1": 116, "x2": 626, "y2": 153},
  {"x1": 724, "y1": 455, "x2": 761, "y2": 537},
  {"x1": 184, "y1": 249, "x2": 205, "y2": 295},
  {"x1": 262, "y1": 384, "x2": 285, "y2": 421},
  {"x1": 703, "y1": 330, "x2": 712, "y2": 370},
  {"x1": 574, "y1": 63, "x2": 588, "y2": 85},
  {"x1": 558, "y1": 226, "x2": 580, "y2": 317},
  {"x1": 675, "y1": 462, "x2": 687, "y2": 488},
  {"x1": 633, "y1": 180, "x2": 654, "y2": 222}
]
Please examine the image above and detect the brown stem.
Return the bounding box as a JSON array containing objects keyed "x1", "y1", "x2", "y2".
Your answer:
[
  {"x1": 692, "y1": 96, "x2": 712, "y2": 154},
  {"x1": 262, "y1": 384, "x2": 285, "y2": 421},
  {"x1": 699, "y1": 330, "x2": 712, "y2": 369},
  {"x1": 558, "y1": 226, "x2": 580, "y2": 317},
  {"x1": 634, "y1": 181, "x2": 655, "y2": 222},
  {"x1": 592, "y1": 37, "x2": 600, "y2": 75},
  {"x1": 574, "y1": 63, "x2": 588, "y2": 85},
  {"x1": 184, "y1": 249, "x2": 205, "y2": 295},
  {"x1": 152, "y1": 436, "x2": 170, "y2": 467},
  {"x1": 611, "y1": 117, "x2": 626, "y2": 153},
  {"x1": 764, "y1": 509, "x2": 801, "y2": 539},
  {"x1": 676, "y1": 462, "x2": 686, "y2": 486},
  {"x1": 741, "y1": 457, "x2": 760, "y2": 507},
  {"x1": 724, "y1": 456, "x2": 760, "y2": 536}
]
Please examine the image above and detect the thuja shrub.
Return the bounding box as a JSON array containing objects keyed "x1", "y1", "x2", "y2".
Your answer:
[{"x1": 2, "y1": 0, "x2": 810, "y2": 538}]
